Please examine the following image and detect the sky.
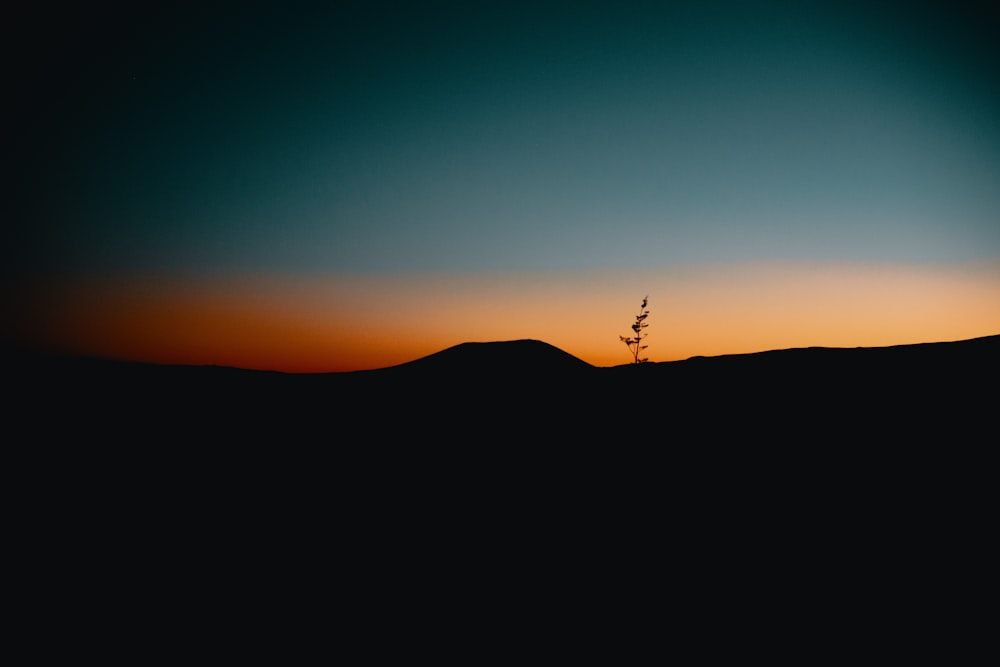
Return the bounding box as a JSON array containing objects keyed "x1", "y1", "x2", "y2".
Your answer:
[{"x1": 4, "y1": 0, "x2": 1000, "y2": 371}]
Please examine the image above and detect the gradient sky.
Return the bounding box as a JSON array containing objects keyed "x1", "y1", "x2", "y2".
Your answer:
[{"x1": 5, "y1": 1, "x2": 1000, "y2": 370}]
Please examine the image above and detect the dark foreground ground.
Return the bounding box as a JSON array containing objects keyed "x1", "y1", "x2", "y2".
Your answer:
[
  {"x1": 9, "y1": 333, "x2": 996, "y2": 506},
  {"x1": 7, "y1": 336, "x2": 995, "y2": 647}
]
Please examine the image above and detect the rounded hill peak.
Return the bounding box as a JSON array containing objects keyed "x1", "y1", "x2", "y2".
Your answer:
[{"x1": 390, "y1": 339, "x2": 593, "y2": 376}]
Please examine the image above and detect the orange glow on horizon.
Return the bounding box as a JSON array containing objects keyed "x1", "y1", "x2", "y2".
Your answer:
[{"x1": 14, "y1": 260, "x2": 1000, "y2": 372}]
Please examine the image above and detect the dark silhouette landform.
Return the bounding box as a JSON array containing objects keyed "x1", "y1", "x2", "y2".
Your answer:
[
  {"x1": 13, "y1": 332, "x2": 995, "y2": 567},
  {"x1": 15, "y1": 334, "x2": 992, "y2": 612},
  {"x1": 12, "y1": 334, "x2": 997, "y2": 441}
]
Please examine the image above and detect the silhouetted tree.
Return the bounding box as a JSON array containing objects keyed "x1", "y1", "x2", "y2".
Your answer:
[{"x1": 620, "y1": 296, "x2": 649, "y2": 364}]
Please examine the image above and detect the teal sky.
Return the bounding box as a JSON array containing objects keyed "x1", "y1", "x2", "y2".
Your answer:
[{"x1": 7, "y1": 0, "x2": 1000, "y2": 277}]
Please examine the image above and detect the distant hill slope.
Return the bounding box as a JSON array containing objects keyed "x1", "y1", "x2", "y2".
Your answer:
[
  {"x1": 673, "y1": 333, "x2": 1000, "y2": 366},
  {"x1": 630, "y1": 333, "x2": 1000, "y2": 379},
  {"x1": 372, "y1": 339, "x2": 593, "y2": 376}
]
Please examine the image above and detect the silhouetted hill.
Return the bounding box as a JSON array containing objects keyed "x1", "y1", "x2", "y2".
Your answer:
[
  {"x1": 380, "y1": 339, "x2": 593, "y2": 377},
  {"x1": 607, "y1": 334, "x2": 998, "y2": 438},
  {"x1": 611, "y1": 334, "x2": 999, "y2": 394},
  {"x1": 9, "y1": 334, "x2": 997, "y2": 441}
]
